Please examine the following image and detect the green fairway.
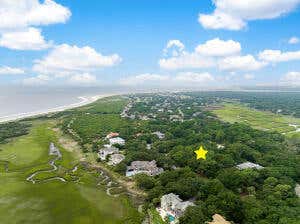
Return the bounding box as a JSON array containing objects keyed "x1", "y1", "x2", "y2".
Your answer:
[
  {"x1": 0, "y1": 122, "x2": 142, "y2": 224},
  {"x1": 212, "y1": 103, "x2": 300, "y2": 134}
]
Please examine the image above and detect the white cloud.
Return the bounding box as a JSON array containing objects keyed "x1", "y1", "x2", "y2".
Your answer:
[
  {"x1": 119, "y1": 73, "x2": 169, "y2": 86},
  {"x1": 199, "y1": 11, "x2": 245, "y2": 30},
  {"x1": 0, "y1": 28, "x2": 51, "y2": 50},
  {"x1": 0, "y1": 0, "x2": 71, "y2": 30},
  {"x1": 199, "y1": 0, "x2": 300, "y2": 30},
  {"x1": 288, "y1": 37, "x2": 299, "y2": 44},
  {"x1": 195, "y1": 38, "x2": 241, "y2": 57},
  {"x1": 33, "y1": 44, "x2": 122, "y2": 76},
  {"x1": 0, "y1": 66, "x2": 25, "y2": 75},
  {"x1": 219, "y1": 55, "x2": 267, "y2": 71},
  {"x1": 68, "y1": 73, "x2": 97, "y2": 85},
  {"x1": 0, "y1": 0, "x2": 70, "y2": 50},
  {"x1": 259, "y1": 49, "x2": 300, "y2": 62},
  {"x1": 174, "y1": 72, "x2": 215, "y2": 83},
  {"x1": 23, "y1": 74, "x2": 51, "y2": 86},
  {"x1": 280, "y1": 71, "x2": 300, "y2": 85},
  {"x1": 160, "y1": 38, "x2": 245, "y2": 70},
  {"x1": 163, "y1": 40, "x2": 185, "y2": 57}
]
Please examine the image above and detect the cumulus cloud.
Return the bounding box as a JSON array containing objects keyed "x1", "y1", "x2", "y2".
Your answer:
[
  {"x1": 0, "y1": 66, "x2": 25, "y2": 75},
  {"x1": 0, "y1": 0, "x2": 71, "y2": 30},
  {"x1": 160, "y1": 38, "x2": 267, "y2": 72},
  {"x1": 199, "y1": 11, "x2": 245, "y2": 30},
  {"x1": 219, "y1": 55, "x2": 267, "y2": 71},
  {"x1": 163, "y1": 40, "x2": 185, "y2": 56},
  {"x1": 288, "y1": 37, "x2": 299, "y2": 44},
  {"x1": 68, "y1": 73, "x2": 97, "y2": 85},
  {"x1": 259, "y1": 49, "x2": 300, "y2": 62},
  {"x1": 33, "y1": 44, "x2": 122, "y2": 76},
  {"x1": 195, "y1": 38, "x2": 241, "y2": 57},
  {"x1": 281, "y1": 71, "x2": 300, "y2": 85},
  {"x1": 0, "y1": 0, "x2": 70, "y2": 50},
  {"x1": 199, "y1": 0, "x2": 300, "y2": 30},
  {"x1": 119, "y1": 73, "x2": 169, "y2": 86},
  {"x1": 0, "y1": 28, "x2": 51, "y2": 50}
]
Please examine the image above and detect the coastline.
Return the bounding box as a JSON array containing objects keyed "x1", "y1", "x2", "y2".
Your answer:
[{"x1": 0, "y1": 93, "x2": 116, "y2": 123}]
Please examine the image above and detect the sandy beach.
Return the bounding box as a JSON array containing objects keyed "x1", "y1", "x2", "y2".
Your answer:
[{"x1": 0, "y1": 94, "x2": 115, "y2": 123}]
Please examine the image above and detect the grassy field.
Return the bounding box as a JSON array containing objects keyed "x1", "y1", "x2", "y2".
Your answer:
[
  {"x1": 212, "y1": 103, "x2": 300, "y2": 135},
  {"x1": 148, "y1": 209, "x2": 166, "y2": 224},
  {"x1": 0, "y1": 121, "x2": 142, "y2": 224}
]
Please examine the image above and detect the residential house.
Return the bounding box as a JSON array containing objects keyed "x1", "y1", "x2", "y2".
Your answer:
[
  {"x1": 126, "y1": 160, "x2": 163, "y2": 177},
  {"x1": 157, "y1": 193, "x2": 194, "y2": 223},
  {"x1": 208, "y1": 214, "x2": 231, "y2": 224},
  {"x1": 109, "y1": 137, "x2": 125, "y2": 146},
  {"x1": 217, "y1": 144, "x2": 225, "y2": 149},
  {"x1": 106, "y1": 132, "x2": 119, "y2": 139},
  {"x1": 153, "y1": 131, "x2": 165, "y2": 139},
  {"x1": 236, "y1": 161, "x2": 264, "y2": 170},
  {"x1": 108, "y1": 154, "x2": 125, "y2": 166},
  {"x1": 98, "y1": 147, "x2": 119, "y2": 161}
]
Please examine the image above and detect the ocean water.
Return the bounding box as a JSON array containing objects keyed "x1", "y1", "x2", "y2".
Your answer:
[{"x1": 0, "y1": 86, "x2": 127, "y2": 121}]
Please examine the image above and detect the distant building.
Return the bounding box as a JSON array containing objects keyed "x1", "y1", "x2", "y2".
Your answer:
[
  {"x1": 153, "y1": 131, "x2": 165, "y2": 139},
  {"x1": 236, "y1": 162, "x2": 264, "y2": 170},
  {"x1": 109, "y1": 137, "x2": 125, "y2": 146},
  {"x1": 217, "y1": 144, "x2": 225, "y2": 149},
  {"x1": 126, "y1": 160, "x2": 163, "y2": 177},
  {"x1": 106, "y1": 132, "x2": 119, "y2": 139},
  {"x1": 208, "y1": 214, "x2": 231, "y2": 224},
  {"x1": 108, "y1": 154, "x2": 125, "y2": 166},
  {"x1": 98, "y1": 147, "x2": 119, "y2": 161},
  {"x1": 157, "y1": 193, "x2": 194, "y2": 223}
]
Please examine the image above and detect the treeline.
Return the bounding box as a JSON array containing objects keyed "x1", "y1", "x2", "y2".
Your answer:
[
  {"x1": 126, "y1": 118, "x2": 300, "y2": 224},
  {"x1": 0, "y1": 122, "x2": 31, "y2": 143},
  {"x1": 186, "y1": 91, "x2": 300, "y2": 118}
]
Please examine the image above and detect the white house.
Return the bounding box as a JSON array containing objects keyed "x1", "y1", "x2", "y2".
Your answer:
[
  {"x1": 236, "y1": 162, "x2": 264, "y2": 170},
  {"x1": 98, "y1": 147, "x2": 119, "y2": 160},
  {"x1": 157, "y1": 193, "x2": 194, "y2": 223},
  {"x1": 153, "y1": 131, "x2": 165, "y2": 139},
  {"x1": 109, "y1": 137, "x2": 125, "y2": 146}
]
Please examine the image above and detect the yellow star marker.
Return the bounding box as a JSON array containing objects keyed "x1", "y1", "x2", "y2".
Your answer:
[{"x1": 194, "y1": 146, "x2": 208, "y2": 160}]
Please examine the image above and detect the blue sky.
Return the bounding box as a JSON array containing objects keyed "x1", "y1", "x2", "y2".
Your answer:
[{"x1": 1, "y1": 0, "x2": 300, "y2": 88}]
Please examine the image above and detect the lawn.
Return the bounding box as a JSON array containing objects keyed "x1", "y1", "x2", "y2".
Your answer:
[
  {"x1": 0, "y1": 121, "x2": 142, "y2": 224},
  {"x1": 212, "y1": 103, "x2": 300, "y2": 134}
]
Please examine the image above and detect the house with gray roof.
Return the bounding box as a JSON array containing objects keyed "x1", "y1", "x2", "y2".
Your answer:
[
  {"x1": 236, "y1": 161, "x2": 264, "y2": 170},
  {"x1": 126, "y1": 160, "x2": 163, "y2": 177}
]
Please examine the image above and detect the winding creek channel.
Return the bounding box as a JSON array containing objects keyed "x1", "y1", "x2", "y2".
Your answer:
[{"x1": 26, "y1": 143, "x2": 66, "y2": 184}]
